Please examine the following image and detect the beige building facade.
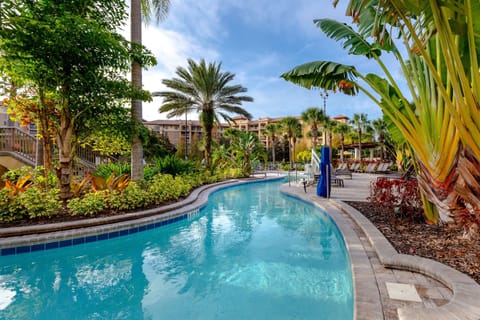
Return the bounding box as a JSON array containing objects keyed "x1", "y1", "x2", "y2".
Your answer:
[{"x1": 145, "y1": 114, "x2": 350, "y2": 153}]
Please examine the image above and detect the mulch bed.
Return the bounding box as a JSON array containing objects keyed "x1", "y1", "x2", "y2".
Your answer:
[{"x1": 345, "y1": 201, "x2": 480, "y2": 285}]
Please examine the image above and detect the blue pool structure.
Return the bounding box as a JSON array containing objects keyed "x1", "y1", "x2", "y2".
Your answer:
[{"x1": 0, "y1": 179, "x2": 353, "y2": 320}]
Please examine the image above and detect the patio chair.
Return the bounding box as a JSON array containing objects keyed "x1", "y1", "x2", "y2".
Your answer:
[
  {"x1": 333, "y1": 164, "x2": 352, "y2": 179},
  {"x1": 375, "y1": 162, "x2": 392, "y2": 173},
  {"x1": 349, "y1": 163, "x2": 361, "y2": 172},
  {"x1": 363, "y1": 163, "x2": 378, "y2": 173}
]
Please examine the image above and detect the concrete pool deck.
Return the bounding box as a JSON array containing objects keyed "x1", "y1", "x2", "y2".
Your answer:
[
  {"x1": 280, "y1": 172, "x2": 480, "y2": 320},
  {"x1": 1, "y1": 173, "x2": 479, "y2": 319}
]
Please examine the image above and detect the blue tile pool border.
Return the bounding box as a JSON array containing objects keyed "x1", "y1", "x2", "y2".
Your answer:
[{"x1": 0, "y1": 208, "x2": 200, "y2": 256}]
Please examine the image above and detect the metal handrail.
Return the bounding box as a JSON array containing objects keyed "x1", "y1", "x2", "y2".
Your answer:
[
  {"x1": 0, "y1": 127, "x2": 37, "y2": 163},
  {"x1": 0, "y1": 127, "x2": 107, "y2": 175}
]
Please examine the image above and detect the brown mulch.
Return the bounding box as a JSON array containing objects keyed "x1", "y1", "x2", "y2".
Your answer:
[{"x1": 345, "y1": 201, "x2": 480, "y2": 285}]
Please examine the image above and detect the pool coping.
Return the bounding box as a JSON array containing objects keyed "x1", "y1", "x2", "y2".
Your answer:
[{"x1": 280, "y1": 185, "x2": 480, "y2": 320}]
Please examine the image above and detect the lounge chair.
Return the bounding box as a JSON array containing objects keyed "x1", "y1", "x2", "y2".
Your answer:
[
  {"x1": 375, "y1": 162, "x2": 392, "y2": 173},
  {"x1": 350, "y1": 163, "x2": 361, "y2": 172},
  {"x1": 363, "y1": 163, "x2": 378, "y2": 173},
  {"x1": 333, "y1": 163, "x2": 352, "y2": 179}
]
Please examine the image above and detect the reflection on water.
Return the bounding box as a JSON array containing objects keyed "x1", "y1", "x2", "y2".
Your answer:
[{"x1": 0, "y1": 180, "x2": 352, "y2": 320}]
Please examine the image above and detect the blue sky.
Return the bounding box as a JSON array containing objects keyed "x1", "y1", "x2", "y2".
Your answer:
[{"x1": 137, "y1": 0, "x2": 396, "y2": 122}]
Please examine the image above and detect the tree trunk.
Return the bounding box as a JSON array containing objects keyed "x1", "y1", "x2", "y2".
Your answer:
[
  {"x1": 416, "y1": 148, "x2": 480, "y2": 237},
  {"x1": 130, "y1": 0, "x2": 144, "y2": 181},
  {"x1": 57, "y1": 108, "x2": 74, "y2": 201},
  {"x1": 271, "y1": 136, "x2": 276, "y2": 166},
  {"x1": 312, "y1": 125, "x2": 318, "y2": 151},
  {"x1": 340, "y1": 135, "x2": 345, "y2": 163},
  {"x1": 38, "y1": 90, "x2": 52, "y2": 173},
  {"x1": 358, "y1": 130, "x2": 362, "y2": 163}
]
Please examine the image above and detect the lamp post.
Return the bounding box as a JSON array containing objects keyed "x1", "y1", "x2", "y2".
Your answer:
[
  {"x1": 320, "y1": 90, "x2": 328, "y2": 146},
  {"x1": 320, "y1": 90, "x2": 328, "y2": 114}
]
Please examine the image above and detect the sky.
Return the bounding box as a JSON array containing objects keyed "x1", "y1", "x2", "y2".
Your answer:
[{"x1": 128, "y1": 0, "x2": 401, "y2": 122}]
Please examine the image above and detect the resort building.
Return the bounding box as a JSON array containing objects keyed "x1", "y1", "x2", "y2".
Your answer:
[
  {"x1": 143, "y1": 119, "x2": 227, "y2": 154},
  {"x1": 145, "y1": 114, "x2": 350, "y2": 155}
]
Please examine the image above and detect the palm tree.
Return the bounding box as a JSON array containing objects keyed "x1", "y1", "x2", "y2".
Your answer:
[
  {"x1": 281, "y1": 1, "x2": 480, "y2": 228},
  {"x1": 372, "y1": 118, "x2": 387, "y2": 160},
  {"x1": 159, "y1": 59, "x2": 253, "y2": 169},
  {"x1": 333, "y1": 122, "x2": 351, "y2": 163},
  {"x1": 349, "y1": 113, "x2": 369, "y2": 163},
  {"x1": 130, "y1": 0, "x2": 170, "y2": 181},
  {"x1": 301, "y1": 107, "x2": 326, "y2": 151},
  {"x1": 261, "y1": 123, "x2": 280, "y2": 167},
  {"x1": 322, "y1": 117, "x2": 337, "y2": 149},
  {"x1": 230, "y1": 131, "x2": 265, "y2": 176},
  {"x1": 280, "y1": 117, "x2": 302, "y2": 168}
]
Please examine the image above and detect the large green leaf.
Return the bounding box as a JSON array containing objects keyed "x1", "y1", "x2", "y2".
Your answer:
[
  {"x1": 314, "y1": 18, "x2": 381, "y2": 58},
  {"x1": 281, "y1": 60, "x2": 359, "y2": 95}
]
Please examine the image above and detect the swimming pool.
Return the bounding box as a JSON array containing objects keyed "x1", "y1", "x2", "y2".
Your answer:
[{"x1": 0, "y1": 179, "x2": 353, "y2": 319}]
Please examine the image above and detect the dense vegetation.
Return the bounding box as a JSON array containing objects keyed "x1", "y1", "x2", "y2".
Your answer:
[{"x1": 0, "y1": 159, "x2": 244, "y2": 224}]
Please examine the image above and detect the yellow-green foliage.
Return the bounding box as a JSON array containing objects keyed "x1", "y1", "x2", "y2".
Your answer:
[
  {"x1": 218, "y1": 167, "x2": 243, "y2": 179},
  {"x1": 108, "y1": 182, "x2": 150, "y2": 211},
  {"x1": 148, "y1": 174, "x2": 192, "y2": 205},
  {"x1": 0, "y1": 189, "x2": 26, "y2": 222},
  {"x1": 0, "y1": 186, "x2": 62, "y2": 222},
  {"x1": 67, "y1": 191, "x2": 107, "y2": 216},
  {"x1": 19, "y1": 188, "x2": 62, "y2": 219}
]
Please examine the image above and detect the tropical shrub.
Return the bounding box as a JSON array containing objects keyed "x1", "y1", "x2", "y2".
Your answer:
[
  {"x1": 368, "y1": 178, "x2": 423, "y2": 223},
  {"x1": 2, "y1": 166, "x2": 57, "y2": 189},
  {"x1": 108, "y1": 182, "x2": 150, "y2": 211},
  {"x1": 3, "y1": 175, "x2": 32, "y2": 196},
  {"x1": 94, "y1": 162, "x2": 131, "y2": 180},
  {"x1": 147, "y1": 174, "x2": 188, "y2": 204},
  {"x1": 0, "y1": 189, "x2": 26, "y2": 222},
  {"x1": 88, "y1": 172, "x2": 130, "y2": 192},
  {"x1": 218, "y1": 167, "x2": 243, "y2": 180},
  {"x1": 70, "y1": 176, "x2": 91, "y2": 197},
  {"x1": 19, "y1": 187, "x2": 61, "y2": 219},
  {"x1": 152, "y1": 155, "x2": 193, "y2": 177},
  {"x1": 67, "y1": 191, "x2": 107, "y2": 216}
]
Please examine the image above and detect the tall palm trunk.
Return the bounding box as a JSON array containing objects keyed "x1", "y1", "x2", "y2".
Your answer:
[
  {"x1": 201, "y1": 111, "x2": 214, "y2": 169},
  {"x1": 311, "y1": 124, "x2": 318, "y2": 150},
  {"x1": 340, "y1": 134, "x2": 345, "y2": 163},
  {"x1": 271, "y1": 135, "x2": 276, "y2": 165},
  {"x1": 357, "y1": 129, "x2": 362, "y2": 163},
  {"x1": 130, "y1": 0, "x2": 144, "y2": 181}
]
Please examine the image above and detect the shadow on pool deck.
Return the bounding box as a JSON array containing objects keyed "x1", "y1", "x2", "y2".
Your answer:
[{"x1": 281, "y1": 172, "x2": 480, "y2": 320}]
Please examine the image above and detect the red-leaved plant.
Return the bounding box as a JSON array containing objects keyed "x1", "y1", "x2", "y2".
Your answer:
[{"x1": 368, "y1": 177, "x2": 424, "y2": 223}]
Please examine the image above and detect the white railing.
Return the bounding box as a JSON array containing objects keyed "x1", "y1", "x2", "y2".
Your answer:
[{"x1": 308, "y1": 148, "x2": 320, "y2": 181}]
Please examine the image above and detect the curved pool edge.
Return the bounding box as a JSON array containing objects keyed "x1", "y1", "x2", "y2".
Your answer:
[
  {"x1": 0, "y1": 176, "x2": 284, "y2": 255},
  {"x1": 280, "y1": 184, "x2": 480, "y2": 320},
  {"x1": 279, "y1": 184, "x2": 382, "y2": 320}
]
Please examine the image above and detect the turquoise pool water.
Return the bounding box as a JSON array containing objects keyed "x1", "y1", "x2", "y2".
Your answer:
[{"x1": 0, "y1": 180, "x2": 353, "y2": 320}]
